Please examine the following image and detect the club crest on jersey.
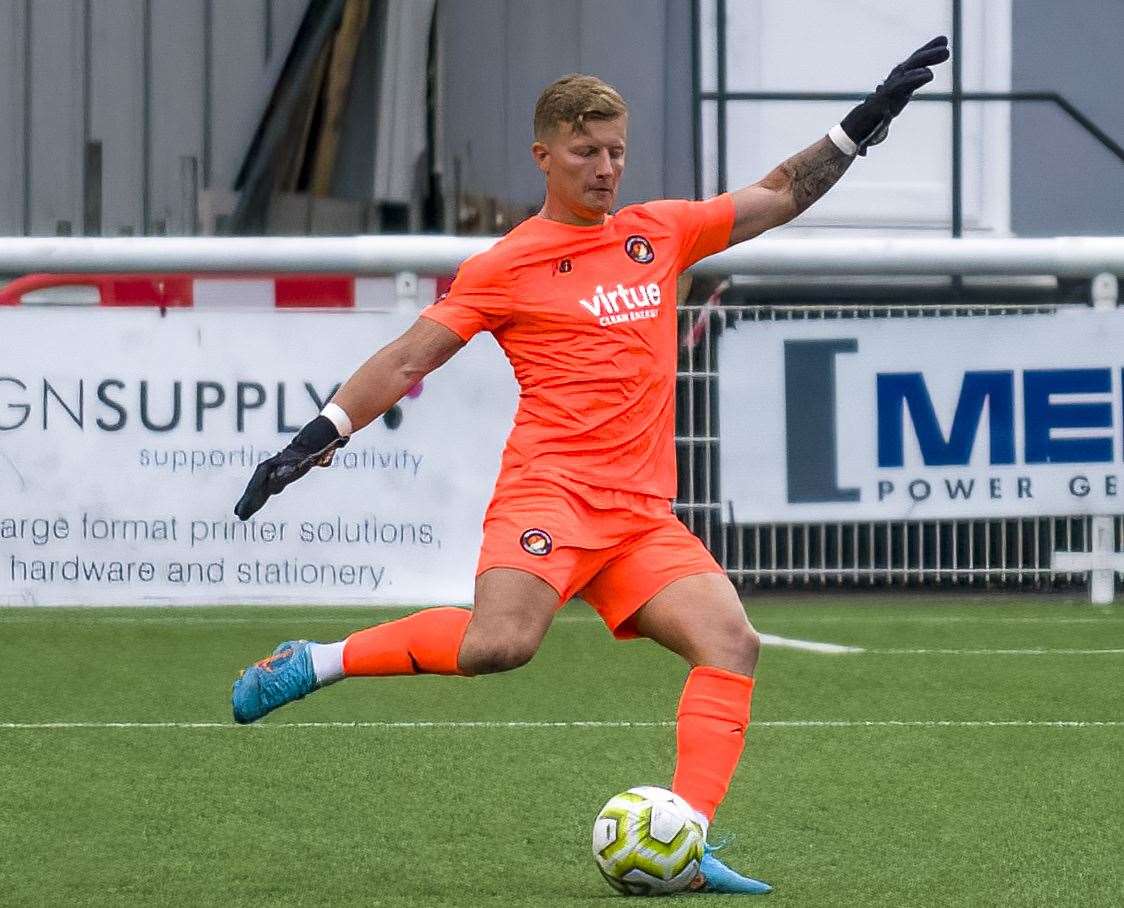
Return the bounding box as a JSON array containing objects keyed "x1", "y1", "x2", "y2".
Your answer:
[
  {"x1": 625, "y1": 235, "x2": 654, "y2": 264},
  {"x1": 520, "y1": 528, "x2": 553, "y2": 556}
]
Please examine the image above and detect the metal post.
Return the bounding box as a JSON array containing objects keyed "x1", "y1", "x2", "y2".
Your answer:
[
  {"x1": 264, "y1": 0, "x2": 273, "y2": 62},
  {"x1": 83, "y1": 141, "x2": 102, "y2": 237},
  {"x1": 716, "y1": 0, "x2": 727, "y2": 194},
  {"x1": 395, "y1": 271, "x2": 419, "y2": 312},
  {"x1": 1091, "y1": 272, "x2": 1119, "y2": 309},
  {"x1": 179, "y1": 155, "x2": 200, "y2": 236},
  {"x1": 142, "y1": 0, "x2": 152, "y2": 235},
  {"x1": 202, "y1": 0, "x2": 213, "y2": 189},
  {"x1": 951, "y1": 0, "x2": 963, "y2": 239},
  {"x1": 690, "y1": 0, "x2": 702, "y2": 200},
  {"x1": 1090, "y1": 516, "x2": 1114, "y2": 604},
  {"x1": 22, "y1": 0, "x2": 33, "y2": 235}
]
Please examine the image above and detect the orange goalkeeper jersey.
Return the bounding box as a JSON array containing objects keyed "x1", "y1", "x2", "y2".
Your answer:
[{"x1": 420, "y1": 194, "x2": 735, "y2": 499}]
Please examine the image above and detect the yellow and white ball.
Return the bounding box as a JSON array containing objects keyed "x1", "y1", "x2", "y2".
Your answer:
[{"x1": 592, "y1": 786, "x2": 705, "y2": 896}]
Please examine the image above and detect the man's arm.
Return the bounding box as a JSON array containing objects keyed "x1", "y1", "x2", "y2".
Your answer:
[
  {"x1": 330, "y1": 316, "x2": 465, "y2": 433},
  {"x1": 725, "y1": 36, "x2": 950, "y2": 247},
  {"x1": 728, "y1": 138, "x2": 853, "y2": 245},
  {"x1": 234, "y1": 316, "x2": 464, "y2": 520}
]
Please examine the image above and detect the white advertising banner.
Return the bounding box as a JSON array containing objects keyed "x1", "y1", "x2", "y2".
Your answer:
[
  {"x1": 720, "y1": 307, "x2": 1124, "y2": 522},
  {"x1": 0, "y1": 308, "x2": 517, "y2": 605}
]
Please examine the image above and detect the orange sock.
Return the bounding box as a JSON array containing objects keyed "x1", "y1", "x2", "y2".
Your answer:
[
  {"x1": 671, "y1": 665, "x2": 755, "y2": 823},
  {"x1": 342, "y1": 607, "x2": 472, "y2": 676}
]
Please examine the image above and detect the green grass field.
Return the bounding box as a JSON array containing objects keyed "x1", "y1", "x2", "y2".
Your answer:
[{"x1": 1, "y1": 596, "x2": 1122, "y2": 907}]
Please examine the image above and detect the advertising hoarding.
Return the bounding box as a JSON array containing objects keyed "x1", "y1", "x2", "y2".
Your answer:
[{"x1": 0, "y1": 308, "x2": 517, "y2": 605}]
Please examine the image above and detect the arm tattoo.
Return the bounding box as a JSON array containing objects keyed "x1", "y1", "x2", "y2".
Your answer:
[{"x1": 776, "y1": 136, "x2": 854, "y2": 214}]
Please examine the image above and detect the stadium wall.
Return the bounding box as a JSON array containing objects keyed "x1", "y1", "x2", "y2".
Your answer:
[
  {"x1": 4, "y1": 1, "x2": 1124, "y2": 238},
  {"x1": 1011, "y1": 0, "x2": 1124, "y2": 236},
  {"x1": 0, "y1": 0, "x2": 311, "y2": 238},
  {"x1": 437, "y1": 0, "x2": 696, "y2": 214}
]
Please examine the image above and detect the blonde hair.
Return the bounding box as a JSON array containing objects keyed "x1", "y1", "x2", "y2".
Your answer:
[{"x1": 533, "y1": 74, "x2": 628, "y2": 140}]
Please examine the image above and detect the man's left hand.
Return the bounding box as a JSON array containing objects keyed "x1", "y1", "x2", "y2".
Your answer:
[{"x1": 837, "y1": 36, "x2": 951, "y2": 155}]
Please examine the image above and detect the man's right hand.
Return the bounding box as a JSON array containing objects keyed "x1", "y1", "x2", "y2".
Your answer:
[{"x1": 234, "y1": 415, "x2": 349, "y2": 520}]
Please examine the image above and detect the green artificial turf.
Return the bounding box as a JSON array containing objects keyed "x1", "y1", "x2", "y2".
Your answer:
[{"x1": 0, "y1": 597, "x2": 1121, "y2": 906}]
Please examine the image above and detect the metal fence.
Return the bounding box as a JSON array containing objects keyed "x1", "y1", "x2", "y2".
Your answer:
[
  {"x1": 7, "y1": 233, "x2": 1124, "y2": 593},
  {"x1": 673, "y1": 295, "x2": 1118, "y2": 591}
]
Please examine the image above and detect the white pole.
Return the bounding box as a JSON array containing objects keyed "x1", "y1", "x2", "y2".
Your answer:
[
  {"x1": 2, "y1": 236, "x2": 1124, "y2": 276},
  {"x1": 1091, "y1": 272, "x2": 1119, "y2": 309},
  {"x1": 1089, "y1": 516, "x2": 1115, "y2": 605},
  {"x1": 697, "y1": 237, "x2": 1124, "y2": 278},
  {"x1": 0, "y1": 236, "x2": 497, "y2": 275},
  {"x1": 1087, "y1": 269, "x2": 1119, "y2": 605}
]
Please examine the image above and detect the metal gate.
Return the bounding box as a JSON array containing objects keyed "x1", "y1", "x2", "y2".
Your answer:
[{"x1": 673, "y1": 296, "x2": 1118, "y2": 590}]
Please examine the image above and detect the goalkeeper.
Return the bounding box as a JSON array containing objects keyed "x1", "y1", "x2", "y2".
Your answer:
[{"x1": 232, "y1": 36, "x2": 949, "y2": 895}]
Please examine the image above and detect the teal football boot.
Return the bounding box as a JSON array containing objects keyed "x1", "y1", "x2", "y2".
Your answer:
[
  {"x1": 231, "y1": 639, "x2": 318, "y2": 724},
  {"x1": 694, "y1": 841, "x2": 772, "y2": 894}
]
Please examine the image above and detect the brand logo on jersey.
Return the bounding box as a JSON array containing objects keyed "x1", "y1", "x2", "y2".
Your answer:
[
  {"x1": 552, "y1": 258, "x2": 573, "y2": 275},
  {"x1": 520, "y1": 528, "x2": 553, "y2": 556},
  {"x1": 577, "y1": 282, "x2": 662, "y2": 327},
  {"x1": 625, "y1": 235, "x2": 654, "y2": 264}
]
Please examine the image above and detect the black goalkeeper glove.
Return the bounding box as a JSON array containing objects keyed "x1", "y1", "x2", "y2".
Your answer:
[
  {"x1": 837, "y1": 35, "x2": 950, "y2": 155},
  {"x1": 234, "y1": 415, "x2": 349, "y2": 520}
]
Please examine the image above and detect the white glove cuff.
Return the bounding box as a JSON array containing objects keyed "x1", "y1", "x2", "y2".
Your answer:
[
  {"x1": 320, "y1": 402, "x2": 353, "y2": 437},
  {"x1": 828, "y1": 123, "x2": 859, "y2": 157}
]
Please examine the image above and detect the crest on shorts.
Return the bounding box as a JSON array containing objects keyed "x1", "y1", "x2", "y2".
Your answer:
[
  {"x1": 625, "y1": 235, "x2": 654, "y2": 264},
  {"x1": 520, "y1": 528, "x2": 553, "y2": 556}
]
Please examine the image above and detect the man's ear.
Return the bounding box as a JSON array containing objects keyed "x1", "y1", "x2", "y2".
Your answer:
[{"x1": 531, "y1": 141, "x2": 550, "y2": 175}]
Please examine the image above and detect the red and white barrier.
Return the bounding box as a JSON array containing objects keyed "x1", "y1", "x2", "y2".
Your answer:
[{"x1": 0, "y1": 273, "x2": 448, "y2": 309}]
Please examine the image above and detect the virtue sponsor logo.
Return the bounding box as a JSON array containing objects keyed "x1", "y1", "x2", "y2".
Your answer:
[{"x1": 577, "y1": 282, "x2": 662, "y2": 327}]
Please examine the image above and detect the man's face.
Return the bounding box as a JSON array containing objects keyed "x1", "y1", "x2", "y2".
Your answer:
[{"x1": 533, "y1": 115, "x2": 627, "y2": 224}]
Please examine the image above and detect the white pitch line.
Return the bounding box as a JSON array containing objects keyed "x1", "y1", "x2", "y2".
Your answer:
[
  {"x1": 757, "y1": 633, "x2": 863, "y2": 654},
  {"x1": 750, "y1": 616, "x2": 1124, "y2": 625},
  {"x1": 864, "y1": 648, "x2": 1124, "y2": 655},
  {"x1": 756, "y1": 720, "x2": 1124, "y2": 728},
  {"x1": 0, "y1": 720, "x2": 1120, "y2": 730}
]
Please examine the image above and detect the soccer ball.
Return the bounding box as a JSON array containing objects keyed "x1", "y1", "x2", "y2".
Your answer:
[{"x1": 592, "y1": 786, "x2": 705, "y2": 896}]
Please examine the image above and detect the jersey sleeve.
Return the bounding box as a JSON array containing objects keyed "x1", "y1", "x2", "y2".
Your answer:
[
  {"x1": 646, "y1": 194, "x2": 735, "y2": 271},
  {"x1": 419, "y1": 251, "x2": 514, "y2": 341}
]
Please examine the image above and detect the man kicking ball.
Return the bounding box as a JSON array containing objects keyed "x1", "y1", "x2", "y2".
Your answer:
[{"x1": 232, "y1": 36, "x2": 950, "y2": 894}]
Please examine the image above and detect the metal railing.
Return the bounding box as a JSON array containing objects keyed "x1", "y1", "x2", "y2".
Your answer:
[
  {"x1": 693, "y1": 0, "x2": 1124, "y2": 237},
  {"x1": 5, "y1": 235, "x2": 1124, "y2": 277},
  {"x1": 6, "y1": 234, "x2": 1124, "y2": 591}
]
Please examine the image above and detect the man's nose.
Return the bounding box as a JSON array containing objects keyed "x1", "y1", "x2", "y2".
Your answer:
[{"x1": 594, "y1": 149, "x2": 614, "y2": 177}]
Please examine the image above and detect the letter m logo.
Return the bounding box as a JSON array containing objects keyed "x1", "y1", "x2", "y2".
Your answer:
[{"x1": 877, "y1": 371, "x2": 1015, "y2": 467}]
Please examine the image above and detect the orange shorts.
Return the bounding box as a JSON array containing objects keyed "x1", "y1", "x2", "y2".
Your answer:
[{"x1": 476, "y1": 476, "x2": 724, "y2": 638}]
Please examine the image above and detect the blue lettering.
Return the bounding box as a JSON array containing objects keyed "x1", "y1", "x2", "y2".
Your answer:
[
  {"x1": 1024, "y1": 369, "x2": 1112, "y2": 464},
  {"x1": 877, "y1": 372, "x2": 1014, "y2": 468}
]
